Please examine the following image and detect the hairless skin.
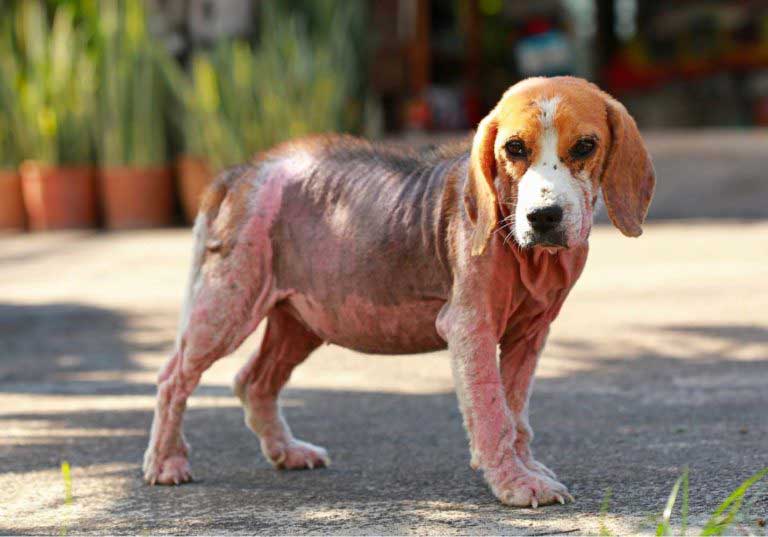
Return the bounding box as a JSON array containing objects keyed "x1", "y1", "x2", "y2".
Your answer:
[{"x1": 143, "y1": 76, "x2": 655, "y2": 507}]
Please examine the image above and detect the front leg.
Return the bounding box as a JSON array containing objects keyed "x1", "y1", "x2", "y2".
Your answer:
[
  {"x1": 443, "y1": 315, "x2": 569, "y2": 507},
  {"x1": 500, "y1": 328, "x2": 562, "y2": 483}
]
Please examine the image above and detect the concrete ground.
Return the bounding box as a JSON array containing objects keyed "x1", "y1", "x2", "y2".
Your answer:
[{"x1": 1, "y1": 221, "x2": 766, "y2": 535}]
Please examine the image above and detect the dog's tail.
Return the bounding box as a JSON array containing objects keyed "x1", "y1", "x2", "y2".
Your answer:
[{"x1": 175, "y1": 165, "x2": 246, "y2": 350}]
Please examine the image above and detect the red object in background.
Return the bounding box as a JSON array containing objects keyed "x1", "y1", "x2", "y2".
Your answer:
[
  {"x1": 176, "y1": 155, "x2": 213, "y2": 224},
  {"x1": 0, "y1": 170, "x2": 26, "y2": 231},
  {"x1": 405, "y1": 97, "x2": 432, "y2": 130},
  {"x1": 464, "y1": 87, "x2": 484, "y2": 127},
  {"x1": 100, "y1": 166, "x2": 174, "y2": 229},
  {"x1": 755, "y1": 96, "x2": 768, "y2": 126},
  {"x1": 19, "y1": 161, "x2": 98, "y2": 231},
  {"x1": 523, "y1": 17, "x2": 553, "y2": 37}
]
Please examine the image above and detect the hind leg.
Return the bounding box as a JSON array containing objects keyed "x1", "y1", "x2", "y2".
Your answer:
[
  {"x1": 234, "y1": 307, "x2": 328, "y2": 470},
  {"x1": 143, "y1": 246, "x2": 276, "y2": 485}
]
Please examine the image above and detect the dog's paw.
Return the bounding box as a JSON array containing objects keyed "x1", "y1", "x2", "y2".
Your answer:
[
  {"x1": 262, "y1": 438, "x2": 331, "y2": 470},
  {"x1": 143, "y1": 452, "x2": 193, "y2": 486},
  {"x1": 521, "y1": 457, "x2": 558, "y2": 480},
  {"x1": 488, "y1": 466, "x2": 573, "y2": 508}
]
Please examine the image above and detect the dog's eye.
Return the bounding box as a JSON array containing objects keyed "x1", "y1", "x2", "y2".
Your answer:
[
  {"x1": 570, "y1": 138, "x2": 596, "y2": 159},
  {"x1": 504, "y1": 139, "x2": 527, "y2": 159}
]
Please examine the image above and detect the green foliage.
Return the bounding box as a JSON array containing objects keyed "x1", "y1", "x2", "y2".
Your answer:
[
  {"x1": 161, "y1": 1, "x2": 367, "y2": 171},
  {"x1": 94, "y1": 0, "x2": 167, "y2": 167},
  {"x1": 650, "y1": 466, "x2": 766, "y2": 536},
  {"x1": 599, "y1": 487, "x2": 614, "y2": 537},
  {"x1": 0, "y1": 23, "x2": 22, "y2": 168},
  {"x1": 700, "y1": 467, "x2": 768, "y2": 535},
  {"x1": 0, "y1": 0, "x2": 95, "y2": 165}
]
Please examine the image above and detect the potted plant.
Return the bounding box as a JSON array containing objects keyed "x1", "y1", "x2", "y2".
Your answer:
[
  {"x1": 160, "y1": 2, "x2": 367, "y2": 223},
  {"x1": 7, "y1": 2, "x2": 97, "y2": 231},
  {"x1": 159, "y1": 48, "x2": 244, "y2": 223},
  {"x1": 95, "y1": 0, "x2": 172, "y2": 230},
  {"x1": 0, "y1": 35, "x2": 25, "y2": 231}
]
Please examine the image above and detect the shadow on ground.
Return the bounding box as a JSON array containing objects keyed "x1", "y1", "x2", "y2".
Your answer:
[
  {"x1": 0, "y1": 302, "x2": 170, "y2": 393},
  {"x1": 1, "y1": 300, "x2": 766, "y2": 534}
]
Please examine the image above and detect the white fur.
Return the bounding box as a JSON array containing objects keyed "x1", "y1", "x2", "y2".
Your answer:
[{"x1": 514, "y1": 97, "x2": 585, "y2": 247}]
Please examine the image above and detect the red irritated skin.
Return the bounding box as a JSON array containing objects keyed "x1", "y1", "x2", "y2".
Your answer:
[{"x1": 142, "y1": 76, "x2": 655, "y2": 508}]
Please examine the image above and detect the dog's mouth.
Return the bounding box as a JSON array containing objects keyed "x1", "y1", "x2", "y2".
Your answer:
[{"x1": 524, "y1": 230, "x2": 568, "y2": 250}]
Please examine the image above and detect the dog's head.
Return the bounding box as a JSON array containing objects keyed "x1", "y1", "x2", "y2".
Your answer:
[{"x1": 466, "y1": 76, "x2": 655, "y2": 255}]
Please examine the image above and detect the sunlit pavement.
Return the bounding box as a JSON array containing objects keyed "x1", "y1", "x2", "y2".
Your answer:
[{"x1": 1, "y1": 221, "x2": 766, "y2": 534}]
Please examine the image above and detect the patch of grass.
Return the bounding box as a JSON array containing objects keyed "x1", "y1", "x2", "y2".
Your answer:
[
  {"x1": 652, "y1": 466, "x2": 767, "y2": 536},
  {"x1": 700, "y1": 467, "x2": 768, "y2": 536},
  {"x1": 599, "y1": 487, "x2": 613, "y2": 537}
]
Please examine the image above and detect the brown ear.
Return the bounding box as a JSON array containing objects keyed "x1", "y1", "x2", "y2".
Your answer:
[
  {"x1": 601, "y1": 96, "x2": 655, "y2": 237},
  {"x1": 466, "y1": 113, "x2": 499, "y2": 255}
]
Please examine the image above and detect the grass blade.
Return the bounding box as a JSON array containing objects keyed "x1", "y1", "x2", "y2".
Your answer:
[
  {"x1": 657, "y1": 473, "x2": 683, "y2": 536},
  {"x1": 701, "y1": 467, "x2": 768, "y2": 536},
  {"x1": 599, "y1": 487, "x2": 613, "y2": 537},
  {"x1": 679, "y1": 467, "x2": 689, "y2": 536}
]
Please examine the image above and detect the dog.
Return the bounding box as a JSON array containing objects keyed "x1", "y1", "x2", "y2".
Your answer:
[{"x1": 143, "y1": 76, "x2": 654, "y2": 507}]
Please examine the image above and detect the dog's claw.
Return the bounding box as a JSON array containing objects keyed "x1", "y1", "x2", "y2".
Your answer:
[
  {"x1": 306, "y1": 459, "x2": 314, "y2": 470},
  {"x1": 555, "y1": 493, "x2": 565, "y2": 505},
  {"x1": 531, "y1": 496, "x2": 538, "y2": 509}
]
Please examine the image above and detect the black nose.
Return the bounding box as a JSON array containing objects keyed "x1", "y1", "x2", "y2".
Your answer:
[{"x1": 527, "y1": 206, "x2": 563, "y2": 234}]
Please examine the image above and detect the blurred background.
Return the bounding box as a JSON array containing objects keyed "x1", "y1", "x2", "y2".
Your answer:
[{"x1": 1, "y1": 0, "x2": 767, "y2": 232}]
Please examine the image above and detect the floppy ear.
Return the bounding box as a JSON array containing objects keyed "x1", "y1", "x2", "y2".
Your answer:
[
  {"x1": 600, "y1": 96, "x2": 655, "y2": 237},
  {"x1": 466, "y1": 113, "x2": 499, "y2": 256}
]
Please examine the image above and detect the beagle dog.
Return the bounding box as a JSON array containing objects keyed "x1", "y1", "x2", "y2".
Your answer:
[{"x1": 143, "y1": 76, "x2": 654, "y2": 507}]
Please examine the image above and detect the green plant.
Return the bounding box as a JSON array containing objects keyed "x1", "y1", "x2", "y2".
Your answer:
[
  {"x1": 599, "y1": 487, "x2": 614, "y2": 537},
  {"x1": 94, "y1": 0, "x2": 167, "y2": 167},
  {"x1": 654, "y1": 467, "x2": 767, "y2": 536},
  {"x1": 1, "y1": 0, "x2": 95, "y2": 166},
  {"x1": 160, "y1": 1, "x2": 367, "y2": 172},
  {"x1": 0, "y1": 23, "x2": 22, "y2": 169}
]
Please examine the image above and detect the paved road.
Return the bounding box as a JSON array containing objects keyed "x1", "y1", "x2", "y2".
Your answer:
[{"x1": 1, "y1": 222, "x2": 766, "y2": 534}]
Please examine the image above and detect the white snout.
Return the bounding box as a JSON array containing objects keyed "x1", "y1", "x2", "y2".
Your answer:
[{"x1": 513, "y1": 163, "x2": 583, "y2": 247}]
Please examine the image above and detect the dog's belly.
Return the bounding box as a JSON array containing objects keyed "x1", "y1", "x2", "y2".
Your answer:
[{"x1": 283, "y1": 293, "x2": 447, "y2": 354}]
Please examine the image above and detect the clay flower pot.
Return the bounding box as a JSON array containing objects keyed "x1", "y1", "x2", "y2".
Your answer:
[
  {"x1": 100, "y1": 166, "x2": 174, "y2": 229},
  {"x1": 19, "y1": 161, "x2": 98, "y2": 231},
  {"x1": 176, "y1": 155, "x2": 213, "y2": 224},
  {"x1": 0, "y1": 169, "x2": 26, "y2": 231}
]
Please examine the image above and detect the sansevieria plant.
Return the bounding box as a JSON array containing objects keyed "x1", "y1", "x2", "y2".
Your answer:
[
  {"x1": 0, "y1": 23, "x2": 25, "y2": 230},
  {"x1": 8, "y1": 1, "x2": 95, "y2": 165},
  {"x1": 95, "y1": 0, "x2": 167, "y2": 168},
  {"x1": 159, "y1": 1, "x2": 366, "y2": 221},
  {"x1": 94, "y1": 0, "x2": 173, "y2": 229},
  {"x1": 2, "y1": 1, "x2": 98, "y2": 230}
]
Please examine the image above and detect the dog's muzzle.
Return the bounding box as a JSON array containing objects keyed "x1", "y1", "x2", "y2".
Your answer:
[{"x1": 526, "y1": 205, "x2": 567, "y2": 247}]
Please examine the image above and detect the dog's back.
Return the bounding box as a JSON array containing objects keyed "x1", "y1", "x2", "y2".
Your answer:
[{"x1": 195, "y1": 136, "x2": 468, "y2": 353}]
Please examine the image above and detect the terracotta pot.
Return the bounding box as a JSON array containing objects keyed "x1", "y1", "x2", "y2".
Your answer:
[
  {"x1": 19, "y1": 161, "x2": 98, "y2": 231},
  {"x1": 176, "y1": 155, "x2": 213, "y2": 224},
  {"x1": 100, "y1": 166, "x2": 174, "y2": 229},
  {"x1": 0, "y1": 169, "x2": 26, "y2": 231}
]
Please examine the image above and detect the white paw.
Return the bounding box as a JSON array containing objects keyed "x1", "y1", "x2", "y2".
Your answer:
[
  {"x1": 522, "y1": 457, "x2": 558, "y2": 480},
  {"x1": 143, "y1": 453, "x2": 193, "y2": 485},
  {"x1": 488, "y1": 467, "x2": 573, "y2": 507},
  {"x1": 261, "y1": 438, "x2": 331, "y2": 470}
]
